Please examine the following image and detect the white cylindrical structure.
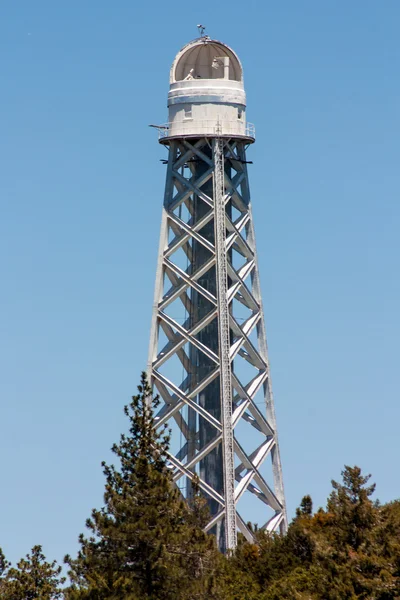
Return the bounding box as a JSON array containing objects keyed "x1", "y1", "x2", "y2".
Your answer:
[{"x1": 164, "y1": 37, "x2": 252, "y2": 140}]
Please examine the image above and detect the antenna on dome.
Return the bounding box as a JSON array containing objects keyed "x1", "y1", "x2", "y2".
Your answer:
[{"x1": 197, "y1": 24, "x2": 206, "y2": 37}]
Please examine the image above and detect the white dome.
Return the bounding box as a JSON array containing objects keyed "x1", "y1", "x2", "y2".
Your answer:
[
  {"x1": 171, "y1": 38, "x2": 243, "y2": 83},
  {"x1": 162, "y1": 37, "x2": 253, "y2": 142}
]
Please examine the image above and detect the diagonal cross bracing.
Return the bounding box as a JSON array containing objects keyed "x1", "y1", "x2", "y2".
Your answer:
[{"x1": 148, "y1": 137, "x2": 287, "y2": 552}]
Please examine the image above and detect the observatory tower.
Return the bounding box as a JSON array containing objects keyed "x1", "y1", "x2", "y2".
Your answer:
[{"x1": 148, "y1": 34, "x2": 287, "y2": 551}]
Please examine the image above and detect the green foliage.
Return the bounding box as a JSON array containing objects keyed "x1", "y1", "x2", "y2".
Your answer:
[
  {"x1": 59, "y1": 379, "x2": 400, "y2": 600},
  {"x1": 65, "y1": 372, "x2": 221, "y2": 600},
  {"x1": 295, "y1": 494, "x2": 313, "y2": 518},
  {"x1": 1, "y1": 545, "x2": 65, "y2": 600},
  {"x1": 221, "y1": 466, "x2": 400, "y2": 600},
  {"x1": 0, "y1": 547, "x2": 10, "y2": 579},
  {"x1": 6, "y1": 369, "x2": 400, "y2": 600},
  {"x1": 327, "y1": 465, "x2": 376, "y2": 550},
  {"x1": 0, "y1": 547, "x2": 10, "y2": 597}
]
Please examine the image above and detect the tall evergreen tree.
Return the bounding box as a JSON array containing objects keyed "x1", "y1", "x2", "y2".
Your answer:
[
  {"x1": 295, "y1": 495, "x2": 313, "y2": 519},
  {"x1": 327, "y1": 465, "x2": 376, "y2": 551},
  {"x1": 0, "y1": 547, "x2": 10, "y2": 595},
  {"x1": 0, "y1": 547, "x2": 9, "y2": 576},
  {"x1": 65, "y1": 373, "x2": 220, "y2": 600},
  {"x1": 1, "y1": 545, "x2": 65, "y2": 600}
]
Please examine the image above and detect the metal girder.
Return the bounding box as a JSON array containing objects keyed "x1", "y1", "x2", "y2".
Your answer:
[{"x1": 147, "y1": 137, "x2": 287, "y2": 552}]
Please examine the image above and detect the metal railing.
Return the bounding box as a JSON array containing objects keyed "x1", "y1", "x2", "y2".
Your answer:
[{"x1": 158, "y1": 121, "x2": 256, "y2": 140}]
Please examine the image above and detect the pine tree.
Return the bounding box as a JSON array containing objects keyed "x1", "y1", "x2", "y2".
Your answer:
[
  {"x1": 65, "y1": 373, "x2": 220, "y2": 600},
  {"x1": 0, "y1": 547, "x2": 10, "y2": 596},
  {"x1": 327, "y1": 465, "x2": 376, "y2": 551},
  {"x1": 0, "y1": 547, "x2": 9, "y2": 576},
  {"x1": 1, "y1": 545, "x2": 65, "y2": 600},
  {"x1": 295, "y1": 495, "x2": 313, "y2": 519}
]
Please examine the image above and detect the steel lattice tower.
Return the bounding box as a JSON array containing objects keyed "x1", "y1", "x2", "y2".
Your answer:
[{"x1": 147, "y1": 35, "x2": 287, "y2": 552}]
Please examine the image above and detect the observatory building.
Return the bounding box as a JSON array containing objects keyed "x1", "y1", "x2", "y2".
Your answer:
[
  {"x1": 147, "y1": 34, "x2": 286, "y2": 552},
  {"x1": 166, "y1": 38, "x2": 251, "y2": 139}
]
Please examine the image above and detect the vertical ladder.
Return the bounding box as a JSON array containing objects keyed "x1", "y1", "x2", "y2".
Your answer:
[{"x1": 213, "y1": 135, "x2": 237, "y2": 551}]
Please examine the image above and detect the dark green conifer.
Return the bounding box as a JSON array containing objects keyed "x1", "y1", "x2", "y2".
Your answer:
[
  {"x1": 0, "y1": 547, "x2": 10, "y2": 595},
  {"x1": 327, "y1": 465, "x2": 376, "y2": 551},
  {"x1": 296, "y1": 495, "x2": 313, "y2": 519},
  {"x1": 0, "y1": 548, "x2": 9, "y2": 576},
  {"x1": 65, "y1": 373, "x2": 220, "y2": 600},
  {"x1": 1, "y1": 545, "x2": 65, "y2": 600}
]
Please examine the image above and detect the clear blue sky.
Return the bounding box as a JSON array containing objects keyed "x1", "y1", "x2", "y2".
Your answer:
[{"x1": 1, "y1": 0, "x2": 399, "y2": 567}]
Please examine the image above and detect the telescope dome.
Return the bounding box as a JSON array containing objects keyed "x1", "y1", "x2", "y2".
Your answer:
[
  {"x1": 171, "y1": 38, "x2": 243, "y2": 83},
  {"x1": 163, "y1": 36, "x2": 253, "y2": 142}
]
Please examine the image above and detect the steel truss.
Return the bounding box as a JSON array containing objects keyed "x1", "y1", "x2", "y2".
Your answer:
[{"x1": 148, "y1": 135, "x2": 287, "y2": 551}]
